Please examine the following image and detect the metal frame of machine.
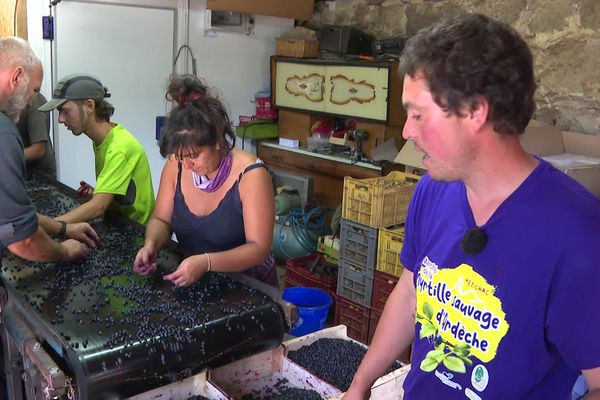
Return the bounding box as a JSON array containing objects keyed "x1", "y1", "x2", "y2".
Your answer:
[{"x1": 1, "y1": 175, "x2": 297, "y2": 399}]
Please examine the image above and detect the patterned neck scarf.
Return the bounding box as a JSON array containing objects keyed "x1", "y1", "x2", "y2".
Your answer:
[{"x1": 191, "y1": 151, "x2": 232, "y2": 192}]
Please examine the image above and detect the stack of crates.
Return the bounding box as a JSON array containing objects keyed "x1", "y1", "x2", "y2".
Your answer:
[{"x1": 335, "y1": 171, "x2": 416, "y2": 344}]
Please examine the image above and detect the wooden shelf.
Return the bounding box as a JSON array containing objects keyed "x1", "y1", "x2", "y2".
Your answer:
[{"x1": 259, "y1": 141, "x2": 381, "y2": 208}]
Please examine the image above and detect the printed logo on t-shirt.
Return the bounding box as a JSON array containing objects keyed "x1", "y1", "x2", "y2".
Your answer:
[
  {"x1": 471, "y1": 364, "x2": 489, "y2": 391},
  {"x1": 465, "y1": 388, "x2": 483, "y2": 400},
  {"x1": 415, "y1": 260, "x2": 509, "y2": 379}
]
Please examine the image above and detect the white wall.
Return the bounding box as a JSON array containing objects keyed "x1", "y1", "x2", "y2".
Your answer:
[
  {"x1": 188, "y1": 0, "x2": 292, "y2": 152},
  {"x1": 27, "y1": 0, "x2": 292, "y2": 192}
]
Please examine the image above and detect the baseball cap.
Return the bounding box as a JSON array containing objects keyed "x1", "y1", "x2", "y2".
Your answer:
[{"x1": 38, "y1": 75, "x2": 111, "y2": 112}]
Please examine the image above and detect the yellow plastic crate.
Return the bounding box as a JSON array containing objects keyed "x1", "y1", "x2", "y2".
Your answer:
[
  {"x1": 376, "y1": 227, "x2": 405, "y2": 277},
  {"x1": 342, "y1": 171, "x2": 417, "y2": 228}
]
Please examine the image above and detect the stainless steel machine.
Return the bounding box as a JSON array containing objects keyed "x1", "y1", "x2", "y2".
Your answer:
[{"x1": 1, "y1": 175, "x2": 295, "y2": 399}]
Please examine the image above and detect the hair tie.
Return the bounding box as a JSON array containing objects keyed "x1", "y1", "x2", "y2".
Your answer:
[{"x1": 175, "y1": 92, "x2": 204, "y2": 106}]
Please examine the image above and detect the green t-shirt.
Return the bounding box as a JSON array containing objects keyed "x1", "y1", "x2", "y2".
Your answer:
[{"x1": 93, "y1": 124, "x2": 155, "y2": 225}]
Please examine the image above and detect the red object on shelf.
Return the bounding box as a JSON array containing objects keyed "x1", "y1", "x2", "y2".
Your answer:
[
  {"x1": 255, "y1": 90, "x2": 278, "y2": 120},
  {"x1": 371, "y1": 270, "x2": 399, "y2": 313},
  {"x1": 334, "y1": 294, "x2": 370, "y2": 345}
]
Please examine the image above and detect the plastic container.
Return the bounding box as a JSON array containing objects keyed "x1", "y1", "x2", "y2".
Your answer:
[
  {"x1": 342, "y1": 171, "x2": 417, "y2": 228},
  {"x1": 336, "y1": 258, "x2": 375, "y2": 307},
  {"x1": 376, "y1": 227, "x2": 404, "y2": 277},
  {"x1": 371, "y1": 270, "x2": 399, "y2": 313},
  {"x1": 285, "y1": 253, "x2": 338, "y2": 295},
  {"x1": 334, "y1": 295, "x2": 370, "y2": 344},
  {"x1": 339, "y1": 219, "x2": 378, "y2": 269},
  {"x1": 283, "y1": 287, "x2": 333, "y2": 336}
]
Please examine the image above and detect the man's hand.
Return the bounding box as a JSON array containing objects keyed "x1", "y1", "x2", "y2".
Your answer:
[
  {"x1": 163, "y1": 255, "x2": 207, "y2": 286},
  {"x1": 343, "y1": 383, "x2": 371, "y2": 400},
  {"x1": 66, "y1": 222, "x2": 100, "y2": 248},
  {"x1": 133, "y1": 245, "x2": 158, "y2": 276},
  {"x1": 61, "y1": 239, "x2": 90, "y2": 263},
  {"x1": 77, "y1": 180, "x2": 94, "y2": 202}
]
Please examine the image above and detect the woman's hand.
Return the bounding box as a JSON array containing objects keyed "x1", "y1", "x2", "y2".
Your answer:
[
  {"x1": 133, "y1": 245, "x2": 157, "y2": 276},
  {"x1": 163, "y1": 254, "x2": 208, "y2": 287}
]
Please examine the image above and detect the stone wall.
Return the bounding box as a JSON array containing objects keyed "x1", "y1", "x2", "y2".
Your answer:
[{"x1": 309, "y1": 0, "x2": 600, "y2": 135}]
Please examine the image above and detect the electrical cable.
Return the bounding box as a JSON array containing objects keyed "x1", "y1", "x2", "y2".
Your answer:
[
  {"x1": 173, "y1": 44, "x2": 197, "y2": 76},
  {"x1": 277, "y1": 205, "x2": 334, "y2": 260}
]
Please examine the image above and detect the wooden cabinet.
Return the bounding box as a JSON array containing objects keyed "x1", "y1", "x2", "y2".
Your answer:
[
  {"x1": 271, "y1": 56, "x2": 406, "y2": 158},
  {"x1": 259, "y1": 142, "x2": 381, "y2": 209},
  {"x1": 206, "y1": 0, "x2": 314, "y2": 20}
]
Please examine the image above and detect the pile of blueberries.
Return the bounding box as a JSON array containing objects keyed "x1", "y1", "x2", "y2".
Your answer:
[
  {"x1": 288, "y1": 338, "x2": 402, "y2": 391},
  {"x1": 240, "y1": 378, "x2": 322, "y2": 400}
]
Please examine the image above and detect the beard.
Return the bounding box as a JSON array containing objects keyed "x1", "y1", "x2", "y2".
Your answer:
[{"x1": 1, "y1": 79, "x2": 29, "y2": 123}]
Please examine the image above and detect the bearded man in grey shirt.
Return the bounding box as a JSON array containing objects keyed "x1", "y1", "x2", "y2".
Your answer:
[{"x1": 0, "y1": 36, "x2": 98, "y2": 264}]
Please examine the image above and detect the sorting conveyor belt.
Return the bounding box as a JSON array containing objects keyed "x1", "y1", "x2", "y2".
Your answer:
[{"x1": 1, "y1": 175, "x2": 291, "y2": 399}]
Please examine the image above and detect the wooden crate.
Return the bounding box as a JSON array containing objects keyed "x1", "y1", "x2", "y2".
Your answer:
[
  {"x1": 276, "y1": 38, "x2": 320, "y2": 58},
  {"x1": 284, "y1": 325, "x2": 410, "y2": 399},
  {"x1": 208, "y1": 345, "x2": 341, "y2": 399},
  {"x1": 125, "y1": 371, "x2": 227, "y2": 400}
]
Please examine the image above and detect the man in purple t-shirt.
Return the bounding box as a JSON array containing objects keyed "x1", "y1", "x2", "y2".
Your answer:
[{"x1": 345, "y1": 13, "x2": 600, "y2": 400}]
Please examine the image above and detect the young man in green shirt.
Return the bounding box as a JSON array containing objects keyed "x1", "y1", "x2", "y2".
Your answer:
[{"x1": 39, "y1": 75, "x2": 155, "y2": 225}]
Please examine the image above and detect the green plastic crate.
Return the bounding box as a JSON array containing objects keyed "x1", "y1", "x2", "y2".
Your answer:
[{"x1": 235, "y1": 121, "x2": 278, "y2": 139}]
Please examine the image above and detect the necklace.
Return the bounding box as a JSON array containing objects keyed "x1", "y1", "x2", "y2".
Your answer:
[{"x1": 191, "y1": 152, "x2": 232, "y2": 192}]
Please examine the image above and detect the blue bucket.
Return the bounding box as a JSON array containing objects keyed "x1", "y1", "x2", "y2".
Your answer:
[{"x1": 283, "y1": 287, "x2": 333, "y2": 336}]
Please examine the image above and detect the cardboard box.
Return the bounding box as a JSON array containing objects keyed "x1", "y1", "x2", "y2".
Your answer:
[
  {"x1": 125, "y1": 371, "x2": 227, "y2": 400},
  {"x1": 520, "y1": 121, "x2": 600, "y2": 198},
  {"x1": 394, "y1": 139, "x2": 426, "y2": 175},
  {"x1": 208, "y1": 345, "x2": 342, "y2": 399},
  {"x1": 207, "y1": 0, "x2": 314, "y2": 21}
]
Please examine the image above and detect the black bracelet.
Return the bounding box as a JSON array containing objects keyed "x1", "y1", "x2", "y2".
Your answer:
[{"x1": 57, "y1": 220, "x2": 67, "y2": 238}]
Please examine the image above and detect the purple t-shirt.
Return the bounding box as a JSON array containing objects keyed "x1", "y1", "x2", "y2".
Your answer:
[{"x1": 400, "y1": 159, "x2": 600, "y2": 399}]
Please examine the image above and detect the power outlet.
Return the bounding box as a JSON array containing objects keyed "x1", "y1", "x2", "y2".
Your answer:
[{"x1": 42, "y1": 16, "x2": 54, "y2": 40}]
